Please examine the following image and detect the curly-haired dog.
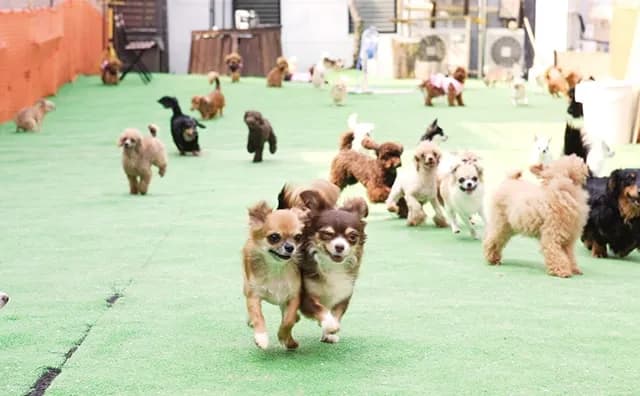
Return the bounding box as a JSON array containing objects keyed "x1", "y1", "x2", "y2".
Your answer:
[
  {"x1": 225, "y1": 52, "x2": 243, "y2": 83},
  {"x1": 483, "y1": 155, "x2": 589, "y2": 277},
  {"x1": 118, "y1": 124, "x2": 167, "y2": 195},
  {"x1": 386, "y1": 141, "x2": 447, "y2": 227},
  {"x1": 277, "y1": 179, "x2": 340, "y2": 210},
  {"x1": 296, "y1": 190, "x2": 368, "y2": 343},
  {"x1": 581, "y1": 169, "x2": 640, "y2": 258},
  {"x1": 101, "y1": 59, "x2": 122, "y2": 85},
  {"x1": 243, "y1": 201, "x2": 307, "y2": 350},
  {"x1": 330, "y1": 76, "x2": 348, "y2": 105},
  {"x1": 14, "y1": 99, "x2": 55, "y2": 132},
  {"x1": 267, "y1": 56, "x2": 289, "y2": 87},
  {"x1": 329, "y1": 131, "x2": 403, "y2": 203},
  {"x1": 191, "y1": 72, "x2": 225, "y2": 120},
  {"x1": 244, "y1": 111, "x2": 277, "y2": 163},
  {"x1": 439, "y1": 159, "x2": 485, "y2": 238},
  {"x1": 0, "y1": 291, "x2": 8, "y2": 310},
  {"x1": 420, "y1": 67, "x2": 467, "y2": 106}
]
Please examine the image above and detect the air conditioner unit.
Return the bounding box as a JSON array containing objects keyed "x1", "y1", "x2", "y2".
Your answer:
[
  {"x1": 484, "y1": 28, "x2": 525, "y2": 70},
  {"x1": 414, "y1": 28, "x2": 469, "y2": 78}
]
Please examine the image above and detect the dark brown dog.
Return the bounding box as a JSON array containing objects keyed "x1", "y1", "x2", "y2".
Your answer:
[
  {"x1": 421, "y1": 67, "x2": 467, "y2": 106},
  {"x1": 101, "y1": 59, "x2": 122, "y2": 85},
  {"x1": 267, "y1": 57, "x2": 289, "y2": 87},
  {"x1": 244, "y1": 111, "x2": 277, "y2": 162},
  {"x1": 329, "y1": 131, "x2": 403, "y2": 203},
  {"x1": 225, "y1": 52, "x2": 243, "y2": 83}
]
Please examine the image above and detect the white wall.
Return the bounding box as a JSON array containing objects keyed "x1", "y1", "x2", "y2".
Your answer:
[
  {"x1": 535, "y1": 0, "x2": 570, "y2": 66},
  {"x1": 167, "y1": 0, "x2": 211, "y2": 73}
]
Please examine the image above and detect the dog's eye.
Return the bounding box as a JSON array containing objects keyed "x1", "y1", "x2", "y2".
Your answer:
[
  {"x1": 319, "y1": 230, "x2": 334, "y2": 241},
  {"x1": 267, "y1": 233, "x2": 281, "y2": 244},
  {"x1": 471, "y1": 177, "x2": 478, "y2": 182},
  {"x1": 293, "y1": 233, "x2": 303, "y2": 243},
  {"x1": 458, "y1": 178, "x2": 465, "y2": 184},
  {"x1": 347, "y1": 232, "x2": 359, "y2": 243}
]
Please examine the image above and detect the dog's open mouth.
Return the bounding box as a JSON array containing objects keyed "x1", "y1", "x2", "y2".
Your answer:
[
  {"x1": 459, "y1": 185, "x2": 477, "y2": 194},
  {"x1": 269, "y1": 250, "x2": 291, "y2": 260},
  {"x1": 627, "y1": 194, "x2": 640, "y2": 206}
]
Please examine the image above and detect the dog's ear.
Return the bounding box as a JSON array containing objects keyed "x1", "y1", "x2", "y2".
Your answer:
[
  {"x1": 248, "y1": 201, "x2": 272, "y2": 230},
  {"x1": 341, "y1": 197, "x2": 368, "y2": 219},
  {"x1": 117, "y1": 135, "x2": 125, "y2": 147},
  {"x1": 196, "y1": 120, "x2": 206, "y2": 129},
  {"x1": 361, "y1": 137, "x2": 380, "y2": 151},
  {"x1": 607, "y1": 170, "x2": 622, "y2": 196},
  {"x1": 529, "y1": 163, "x2": 546, "y2": 177},
  {"x1": 414, "y1": 153, "x2": 423, "y2": 171},
  {"x1": 299, "y1": 190, "x2": 329, "y2": 212},
  {"x1": 474, "y1": 163, "x2": 484, "y2": 179},
  {"x1": 431, "y1": 118, "x2": 438, "y2": 127}
]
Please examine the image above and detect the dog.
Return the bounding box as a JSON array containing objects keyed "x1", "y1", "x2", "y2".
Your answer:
[
  {"x1": 544, "y1": 66, "x2": 570, "y2": 97},
  {"x1": 224, "y1": 52, "x2": 243, "y2": 83},
  {"x1": 158, "y1": 96, "x2": 205, "y2": 155},
  {"x1": 564, "y1": 87, "x2": 588, "y2": 161},
  {"x1": 296, "y1": 189, "x2": 368, "y2": 343},
  {"x1": 267, "y1": 56, "x2": 289, "y2": 87},
  {"x1": 582, "y1": 169, "x2": 640, "y2": 258},
  {"x1": 277, "y1": 179, "x2": 340, "y2": 210},
  {"x1": 437, "y1": 150, "x2": 482, "y2": 181},
  {"x1": 530, "y1": 135, "x2": 553, "y2": 165},
  {"x1": 386, "y1": 141, "x2": 448, "y2": 227},
  {"x1": 511, "y1": 77, "x2": 528, "y2": 106},
  {"x1": 330, "y1": 77, "x2": 348, "y2": 105},
  {"x1": 0, "y1": 291, "x2": 8, "y2": 310},
  {"x1": 420, "y1": 67, "x2": 467, "y2": 106},
  {"x1": 118, "y1": 124, "x2": 167, "y2": 195},
  {"x1": 14, "y1": 99, "x2": 55, "y2": 132},
  {"x1": 191, "y1": 72, "x2": 225, "y2": 120},
  {"x1": 483, "y1": 155, "x2": 590, "y2": 277},
  {"x1": 329, "y1": 131, "x2": 403, "y2": 203},
  {"x1": 346, "y1": 113, "x2": 375, "y2": 154},
  {"x1": 244, "y1": 111, "x2": 277, "y2": 163},
  {"x1": 101, "y1": 59, "x2": 122, "y2": 85},
  {"x1": 242, "y1": 201, "x2": 307, "y2": 350},
  {"x1": 439, "y1": 159, "x2": 485, "y2": 238},
  {"x1": 483, "y1": 65, "x2": 515, "y2": 87},
  {"x1": 419, "y1": 119, "x2": 447, "y2": 143},
  {"x1": 311, "y1": 54, "x2": 343, "y2": 88}
]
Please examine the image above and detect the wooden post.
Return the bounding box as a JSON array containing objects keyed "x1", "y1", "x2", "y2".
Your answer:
[{"x1": 348, "y1": 0, "x2": 363, "y2": 68}]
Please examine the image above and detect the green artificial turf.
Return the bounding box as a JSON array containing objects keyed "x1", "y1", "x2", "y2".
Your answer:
[{"x1": 1, "y1": 73, "x2": 640, "y2": 395}]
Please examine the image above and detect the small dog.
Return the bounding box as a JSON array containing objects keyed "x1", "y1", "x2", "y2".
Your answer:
[
  {"x1": 311, "y1": 54, "x2": 343, "y2": 88},
  {"x1": 586, "y1": 139, "x2": 615, "y2": 177},
  {"x1": 483, "y1": 155, "x2": 590, "y2": 277},
  {"x1": 296, "y1": 190, "x2": 368, "y2": 343},
  {"x1": 511, "y1": 77, "x2": 528, "y2": 106},
  {"x1": 224, "y1": 52, "x2": 243, "y2": 83},
  {"x1": 277, "y1": 179, "x2": 340, "y2": 210},
  {"x1": 242, "y1": 201, "x2": 306, "y2": 350},
  {"x1": 421, "y1": 67, "x2": 467, "y2": 107},
  {"x1": 419, "y1": 119, "x2": 447, "y2": 143},
  {"x1": 330, "y1": 132, "x2": 403, "y2": 203},
  {"x1": 158, "y1": 96, "x2": 205, "y2": 155},
  {"x1": 544, "y1": 66, "x2": 569, "y2": 97},
  {"x1": 101, "y1": 59, "x2": 122, "y2": 85},
  {"x1": 346, "y1": 113, "x2": 375, "y2": 154},
  {"x1": 582, "y1": 169, "x2": 640, "y2": 258},
  {"x1": 267, "y1": 56, "x2": 289, "y2": 87},
  {"x1": 244, "y1": 111, "x2": 277, "y2": 163},
  {"x1": 483, "y1": 65, "x2": 514, "y2": 87},
  {"x1": 330, "y1": 77, "x2": 348, "y2": 105},
  {"x1": 439, "y1": 159, "x2": 485, "y2": 238},
  {"x1": 14, "y1": 99, "x2": 56, "y2": 132},
  {"x1": 191, "y1": 72, "x2": 225, "y2": 120},
  {"x1": 530, "y1": 135, "x2": 553, "y2": 165},
  {"x1": 118, "y1": 124, "x2": 167, "y2": 195},
  {"x1": 563, "y1": 87, "x2": 587, "y2": 161},
  {"x1": 0, "y1": 291, "x2": 8, "y2": 310},
  {"x1": 386, "y1": 141, "x2": 447, "y2": 227}
]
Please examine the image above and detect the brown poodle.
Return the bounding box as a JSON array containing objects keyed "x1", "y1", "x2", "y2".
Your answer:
[
  {"x1": 483, "y1": 155, "x2": 590, "y2": 277},
  {"x1": 118, "y1": 124, "x2": 168, "y2": 195},
  {"x1": 191, "y1": 72, "x2": 225, "y2": 120},
  {"x1": 14, "y1": 99, "x2": 55, "y2": 132},
  {"x1": 421, "y1": 67, "x2": 467, "y2": 106},
  {"x1": 101, "y1": 59, "x2": 122, "y2": 85},
  {"x1": 329, "y1": 131, "x2": 403, "y2": 203},
  {"x1": 544, "y1": 66, "x2": 570, "y2": 97},
  {"x1": 267, "y1": 56, "x2": 289, "y2": 87},
  {"x1": 224, "y1": 52, "x2": 243, "y2": 83}
]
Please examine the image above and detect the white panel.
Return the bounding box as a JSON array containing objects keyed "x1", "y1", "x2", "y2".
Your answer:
[{"x1": 167, "y1": 0, "x2": 211, "y2": 74}]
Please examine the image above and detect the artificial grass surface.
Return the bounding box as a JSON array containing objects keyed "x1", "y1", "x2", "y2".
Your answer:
[{"x1": 1, "y1": 73, "x2": 639, "y2": 395}]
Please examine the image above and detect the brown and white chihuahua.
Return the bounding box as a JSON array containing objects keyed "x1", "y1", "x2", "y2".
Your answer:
[
  {"x1": 242, "y1": 201, "x2": 306, "y2": 350},
  {"x1": 297, "y1": 190, "x2": 368, "y2": 343}
]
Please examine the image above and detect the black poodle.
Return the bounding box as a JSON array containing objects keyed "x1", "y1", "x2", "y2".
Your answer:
[
  {"x1": 582, "y1": 169, "x2": 640, "y2": 258},
  {"x1": 158, "y1": 96, "x2": 205, "y2": 155},
  {"x1": 243, "y1": 111, "x2": 277, "y2": 162}
]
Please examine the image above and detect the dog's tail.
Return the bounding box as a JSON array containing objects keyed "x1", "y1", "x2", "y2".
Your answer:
[
  {"x1": 148, "y1": 124, "x2": 159, "y2": 137},
  {"x1": 268, "y1": 131, "x2": 277, "y2": 154},
  {"x1": 208, "y1": 71, "x2": 221, "y2": 90},
  {"x1": 339, "y1": 131, "x2": 355, "y2": 150}
]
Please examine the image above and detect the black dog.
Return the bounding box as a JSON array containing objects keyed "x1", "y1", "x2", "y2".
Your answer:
[
  {"x1": 158, "y1": 96, "x2": 205, "y2": 156},
  {"x1": 563, "y1": 87, "x2": 587, "y2": 161},
  {"x1": 582, "y1": 169, "x2": 640, "y2": 258},
  {"x1": 244, "y1": 111, "x2": 277, "y2": 162},
  {"x1": 419, "y1": 119, "x2": 447, "y2": 142}
]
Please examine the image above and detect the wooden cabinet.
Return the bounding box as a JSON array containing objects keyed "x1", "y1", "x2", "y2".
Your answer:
[{"x1": 188, "y1": 26, "x2": 282, "y2": 76}]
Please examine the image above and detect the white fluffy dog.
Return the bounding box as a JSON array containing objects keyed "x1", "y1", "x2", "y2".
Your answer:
[
  {"x1": 586, "y1": 138, "x2": 615, "y2": 177},
  {"x1": 386, "y1": 141, "x2": 448, "y2": 227},
  {"x1": 439, "y1": 160, "x2": 486, "y2": 238},
  {"x1": 530, "y1": 135, "x2": 553, "y2": 165},
  {"x1": 0, "y1": 291, "x2": 9, "y2": 310},
  {"x1": 347, "y1": 113, "x2": 375, "y2": 154}
]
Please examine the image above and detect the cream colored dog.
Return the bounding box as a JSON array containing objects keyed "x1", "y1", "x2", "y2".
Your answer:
[
  {"x1": 439, "y1": 159, "x2": 485, "y2": 238},
  {"x1": 118, "y1": 124, "x2": 168, "y2": 195},
  {"x1": 386, "y1": 141, "x2": 448, "y2": 227}
]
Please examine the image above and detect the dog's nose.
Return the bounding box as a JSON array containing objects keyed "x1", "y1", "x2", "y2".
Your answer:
[
  {"x1": 334, "y1": 243, "x2": 344, "y2": 253},
  {"x1": 1, "y1": 295, "x2": 8, "y2": 303},
  {"x1": 283, "y1": 243, "x2": 294, "y2": 253}
]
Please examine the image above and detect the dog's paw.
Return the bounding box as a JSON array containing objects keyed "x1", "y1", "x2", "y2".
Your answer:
[
  {"x1": 254, "y1": 332, "x2": 269, "y2": 350},
  {"x1": 549, "y1": 269, "x2": 572, "y2": 278},
  {"x1": 278, "y1": 336, "x2": 299, "y2": 350},
  {"x1": 321, "y1": 333, "x2": 340, "y2": 344},
  {"x1": 434, "y1": 216, "x2": 448, "y2": 228},
  {"x1": 386, "y1": 203, "x2": 398, "y2": 213},
  {"x1": 321, "y1": 313, "x2": 340, "y2": 334},
  {"x1": 571, "y1": 267, "x2": 583, "y2": 275}
]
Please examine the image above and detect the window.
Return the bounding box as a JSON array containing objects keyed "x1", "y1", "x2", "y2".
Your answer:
[
  {"x1": 233, "y1": 0, "x2": 281, "y2": 27},
  {"x1": 349, "y1": 0, "x2": 397, "y2": 34}
]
